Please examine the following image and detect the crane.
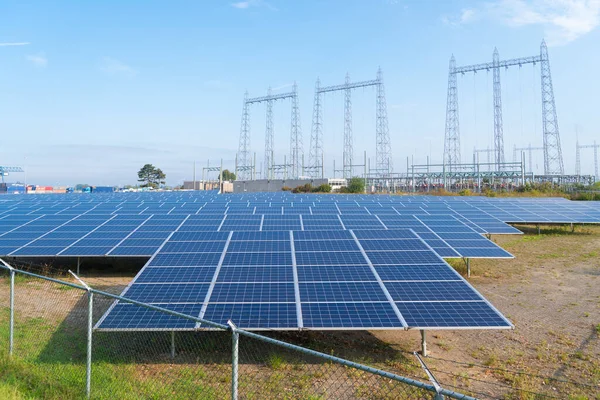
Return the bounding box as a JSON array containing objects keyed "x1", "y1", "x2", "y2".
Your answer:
[{"x1": 0, "y1": 166, "x2": 24, "y2": 184}]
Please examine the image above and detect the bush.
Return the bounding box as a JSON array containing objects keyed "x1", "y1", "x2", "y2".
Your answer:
[
  {"x1": 312, "y1": 184, "x2": 331, "y2": 193},
  {"x1": 281, "y1": 186, "x2": 292, "y2": 191},
  {"x1": 339, "y1": 177, "x2": 365, "y2": 194}
]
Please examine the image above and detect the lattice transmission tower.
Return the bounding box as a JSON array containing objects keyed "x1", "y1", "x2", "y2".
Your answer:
[
  {"x1": 236, "y1": 84, "x2": 302, "y2": 180},
  {"x1": 444, "y1": 40, "x2": 564, "y2": 175},
  {"x1": 444, "y1": 55, "x2": 460, "y2": 170},
  {"x1": 308, "y1": 68, "x2": 392, "y2": 178}
]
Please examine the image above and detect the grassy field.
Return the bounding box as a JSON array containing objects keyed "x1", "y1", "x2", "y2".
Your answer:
[
  {"x1": 0, "y1": 276, "x2": 431, "y2": 399},
  {"x1": 0, "y1": 224, "x2": 598, "y2": 398}
]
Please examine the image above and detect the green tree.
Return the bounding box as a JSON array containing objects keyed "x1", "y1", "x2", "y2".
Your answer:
[
  {"x1": 345, "y1": 177, "x2": 365, "y2": 193},
  {"x1": 137, "y1": 164, "x2": 166, "y2": 188},
  {"x1": 219, "y1": 169, "x2": 236, "y2": 181}
]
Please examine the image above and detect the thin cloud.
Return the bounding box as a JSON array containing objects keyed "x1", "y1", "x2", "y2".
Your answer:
[
  {"x1": 442, "y1": 8, "x2": 478, "y2": 26},
  {"x1": 100, "y1": 57, "x2": 137, "y2": 76},
  {"x1": 0, "y1": 42, "x2": 30, "y2": 47},
  {"x1": 26, "y1": 53, "x2": 48, "y2": 67},
  {"x1": 272, "y1": 83, "x2": 293, "y2": 91},
  {"x1": 487, "y1": 0, "x2": 600, "y2": 45},
  {"x1": 444, "y1": 0, "x2": 600, "y2": 45},
  {"x1": 231, "y1": 0, "x2": 276, "y2": 11}
]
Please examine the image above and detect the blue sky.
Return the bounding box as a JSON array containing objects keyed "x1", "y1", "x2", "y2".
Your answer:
[{"x1": 0, "y1": 0, "x2": 599, "y2": 186}]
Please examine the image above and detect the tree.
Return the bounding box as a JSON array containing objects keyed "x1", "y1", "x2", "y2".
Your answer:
[
  {"x1": 219, "y1": 169, "x2": 236, "y2": 181},
  {"x1": 342, "y1": 177, "x2": 365, "y2": 194},
  {"x1": 137, "y1": 164, "x2": 166, "y2": 188}
]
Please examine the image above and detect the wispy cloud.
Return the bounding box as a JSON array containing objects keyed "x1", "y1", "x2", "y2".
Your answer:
[
  {"x1": 487, "y1": 0, "x2": 600, "y2": 45},
  {"x1": 0, "y1": 42, "x2": 30, "y2": 47},
  {"x1": 231, "y1": 0, "x2": 276, "y2": 11},
  {"x1": 100, "y1": 57, "x2": 137, "y2": 76},
  {"x1": 442, "y1": 8, "x2": 478, "y2": 26},
  {"x1": 443, "y1": 1, "x2": 600, "y2": 45},
  {"x1": 272, "y1": 83, "x2": 293, "y2": 91},
  {"x1": 26, "y1": 53, "x2": 48, "y2": 67}
]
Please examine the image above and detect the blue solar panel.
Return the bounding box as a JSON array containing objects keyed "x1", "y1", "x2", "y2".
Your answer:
[
  {"x1": 161, "y1": 241, "x2": 225, "y2": 253},
  {"x1": 149, "y1": 253, "x2": 222, "y2": 266},
  {"x1": 366, "y1": 251, "x2": 442, "y2": 265},
  {"x1": 125, "y1": 283, "x2": 210, "y2": 303},
  {"x1": 300, "y1": 282, "x2": 387, "y2": 302},
  {"x1": 375, "y1": 265, "x2": 461, "y2": 281},
  {"x1": 301, "y1": 303, "x2": 404, "y2": 328},
  {"x1": 295, "y1": 252, "x2": 366, "y2": 266},
  {"x1": 202, "y1": 303, "x2": 297, "y2": 328},
  {"x1": 135, "y1": 267, "x2": 217, "y2": 283},
  {"x1": 227, "y1": 241, "x2": 291, "y2": 252},
  {"x1": 453, "y1": 247, "x2": 513, "y2": 258},
  {"x1": 209, "y1": 283, "x2": 295, "y2": 302},
  {"x1": 108, "y1": 247, "x2": 159, "y2": 256},
  {"x1": 297, "y1": 265, "x2": 376, "y2": 281},
  {"x1": 359, "y1": 239, "x2": 430, "y2": 251},
  {"x1": 396, "y1": 302, "x2": 510, "y2": 327},
  {"x1": 217, "y1": 266, "x2": 293, "y2": 282},
  {"x1": 385, "y1": 281, "x2": 481, "y2": 301},
  {"x1": 222, "y1": 252, "x2": 291, "y2": 266},
  {"x1": 294, "y1": 240, "x2": 358, "y2": 252},
  {"x1": 98, "y1": 303, "x2": 202, "y2": 330}
]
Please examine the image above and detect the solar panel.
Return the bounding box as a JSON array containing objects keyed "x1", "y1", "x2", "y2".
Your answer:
[{"x1": 96, "y1": 228, "x2": 513, "y2": 331}]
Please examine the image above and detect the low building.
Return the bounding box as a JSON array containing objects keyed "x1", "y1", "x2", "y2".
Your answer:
[{"x1": 232, "y1": 178, "x2": 347, "y2": 193}]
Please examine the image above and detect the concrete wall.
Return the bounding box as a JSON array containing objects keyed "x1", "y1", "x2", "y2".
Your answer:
[
  {"x1": 183, "y1": 181, "x2": 233, "y2": 192},
  {"x1": 233, "y1": 179, "x2": 330, "y2": 193}
]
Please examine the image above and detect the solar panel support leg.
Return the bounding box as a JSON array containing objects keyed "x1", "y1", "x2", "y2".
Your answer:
[
  {"x1": 77, "y1": 258, "x2": 80, "y2": 276},
  {"x1": 170, "y1": 331, "x2": 176, "y2": 359},
  {"x1": 420, "y1": 330, "x2": 427, "y2": 357},
  {"x1": 228, "y1": 321, "x2": 239, "y2": 400},
  {"x1": 466, "y1": 258, "x2": 471, "y2": 278},
  {"x1": 537, "y1": 225, "x2": 540, "y2": 235},
  {"x1": 570, "y1": 223, "x2": 574, "y2": 233}
]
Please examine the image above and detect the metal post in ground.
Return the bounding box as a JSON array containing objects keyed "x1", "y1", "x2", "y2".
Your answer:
[
  {"x1": 228, "y1": 321, "x2": 239, "y2": 400},
  {"x1": 420, "y1": 330, "x2": 427, "y2": 357},
  {"x1": 77, "y1": 257, "x2": 80, "y2": 275},
  {"x1": 9, "y1": 268, "x2": 14, "y2": 356},
  {"x1": 171, "y1": 331, "x2": 176, "y2": 359},
  {"x1": 69, "y1": 270, "x2": 93, "y2": 399},
  {"x1": 0, "y1": 259, "x2": 16, "y2": 356},
  {"x1": 86, "y1": 290, "x2": 93, "y2": 398},
  {"x1": 466, "y1": 258, "x2": 471, "y2": 278}
]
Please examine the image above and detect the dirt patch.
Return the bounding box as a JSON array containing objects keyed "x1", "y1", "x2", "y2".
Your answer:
[{"x1": 372, "y1": 225, "x2": 600, "y2": 398}]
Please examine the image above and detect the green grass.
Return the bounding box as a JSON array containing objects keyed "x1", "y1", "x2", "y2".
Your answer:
[
  {"x1": 0, "y1": 306, "x2": 426, "y2": 399},
  {"x1": 0, "y1": 308, "x2": 221, "y2": 399}
]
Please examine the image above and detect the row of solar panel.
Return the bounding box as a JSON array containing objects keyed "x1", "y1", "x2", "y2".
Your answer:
[
  {"x1": 0, "y1": 213, "x2": 514, "y2": 258},
  {"x1": 97, "y1": 228, "x2": 512, "y2": 330}
]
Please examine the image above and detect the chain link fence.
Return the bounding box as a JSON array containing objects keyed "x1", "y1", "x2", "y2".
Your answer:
[{"x1": 0, "y1": 260, "x2": 472, "y2": 399}]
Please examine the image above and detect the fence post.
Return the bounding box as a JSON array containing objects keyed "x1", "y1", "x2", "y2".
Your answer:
[
  {"x1": 9, "y1": 268, "x2": 15, "y2": 356},
  {"x1": 228, "y1": 320, "x2": 239, "y2": 400},
  {"x1": 86, "y1": 290, "x2": 93, "y2": 399},
  {"x1": 69, "y1": 270, "x2": 93, "y2": 399}
]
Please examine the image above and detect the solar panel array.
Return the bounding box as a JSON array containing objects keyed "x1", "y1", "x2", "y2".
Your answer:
[
  {"x1": 96, "y1": 229, "x2": 512, "y2": 331},
  {"x1": 1, "y1": 192, "x2": 597, "y2": 332},
  {"x1": 0, "y1": 213, "x2": 512, "y2": 259}
]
